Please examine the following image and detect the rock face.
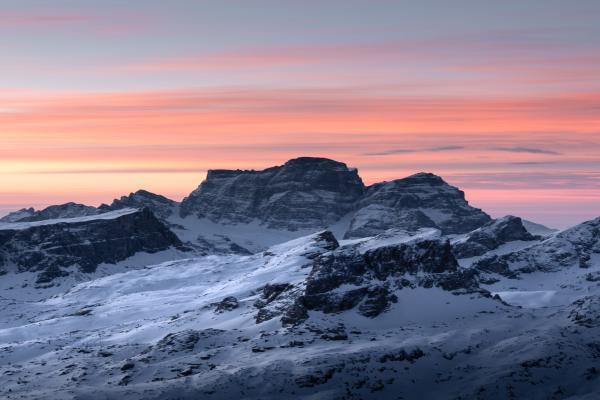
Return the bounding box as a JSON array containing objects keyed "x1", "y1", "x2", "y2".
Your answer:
[
  {"x1": 474, "y1": 217, "x2": 600, "y2": 277},
  {"x1": 178, "y1": 158, "x2": 490, "y2": 239},
  {"x1": 253, "y1": 231, "x2": 340, "y2": 324},
  {"x1": 100, "y1": 190, "x2": 177, "y2": 220},
  {"x1": 252, "y1": 230, "x2": 486, "y2": 326},
  {"x1": 0, "y1": 207, "x2": 36, "y2": 222},
  {"x1": 0, "y1": 208, "x2": 184, "y2": 283},
  {"x1": 568, "y1": 296, "x2": 600, "y2": 328},
  {"x1": 2, "y1": 203, "x2": 100, "y2": 223},
  {"x1": 344, "y1": 173, "x2": 491, "y2": 238},
  {"x1": 290, "y1": 235, "x2": 481, "y2": 322},
  {"x1": 452, "y1": 216, "x2": 537, "y2": 258},
  {"x1": 180, "y1": 157, "x2": 365, "y2": 231}
]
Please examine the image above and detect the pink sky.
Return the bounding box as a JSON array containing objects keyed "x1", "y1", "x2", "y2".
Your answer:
[{"x1": 1, "y1": 1, "x2": 599, "y2": 228}]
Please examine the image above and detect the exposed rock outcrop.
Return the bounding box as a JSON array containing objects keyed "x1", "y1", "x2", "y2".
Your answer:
[
  {"x1": 568, "y1": 296, "x2": 600, "y2": 328},
  {"x1": 0, "y1": 207, "x2": 36, "y2": 222},
  {"x1": 452, "y1": 215, "x2": 537, "y2": 258},
  {"x1": 345, "y1": 173, "x2": 491, "y2": 238},
  {"x1": 0, "y1": 208, "x2": 185, "y2": 283},
  {"x1": 100, "y1": 190, "x2": 177, "y2": 220},
  {"x1": 474, "y1": 217, "x2": 600, "y2": 277},
  {"x1": 254, "y1": 230, "x2": 487, "y2": 326},
  {"x1": 2, "y1": 203, "x2": 100, "y2": 223},
  {"x1": 180, "y1": 157, "x2": 365, "y2": 231}
]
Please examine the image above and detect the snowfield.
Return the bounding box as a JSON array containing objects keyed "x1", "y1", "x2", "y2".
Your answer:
[
  {"x1": 1, "y1": 228, "x2": 599, "y2": 399},
  {"x1": 0, "y1": 208, "x2": 138, "y2": 231}
]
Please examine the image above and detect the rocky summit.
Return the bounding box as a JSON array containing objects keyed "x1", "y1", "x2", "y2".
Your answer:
[
  {"x1": 180, "y1": 157, "x2": 366, "y2": 231},
  {"x1": 451, "y1": 215, "x2": 537, "y2": 258},
  {"x1": 0, "y1": 202, "x2": 100, "y2": 223},
  {"x1": 100, "y1": 190, "x2": 178, "y2": 220},
  {"x1": 474, "y1": 216, "x2": 600, "y2": 277},
  {"x1": 177, "y1": 158, "x2": 490, "y2": 242},
  {"x1": 345, "y1": 173, "x2": 491, "y2": 238}
]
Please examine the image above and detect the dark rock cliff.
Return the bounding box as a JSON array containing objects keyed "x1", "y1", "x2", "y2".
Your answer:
[{"x1": 0, "y1": 208, "x2": 185, "y2": 284}]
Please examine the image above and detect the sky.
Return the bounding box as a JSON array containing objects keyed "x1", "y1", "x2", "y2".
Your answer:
[{"x1": 1, "y1": 0, "x2": 599, "y2": 228}]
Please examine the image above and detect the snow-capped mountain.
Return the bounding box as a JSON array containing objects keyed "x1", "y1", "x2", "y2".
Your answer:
[
  {"x1": 345, "y1": 172, "x2": 491, "y2": 238},
  {"x1": 179, "y1": 157, "x2": 366, "y2": 230},
  {"x1": 0, "y1": 156, "x2": 597, "y2": 399},
  {"x1": 0, "y1": 202, "x2": 100, "y2": 223},
  {"x1": 100, "y1": 190, "x2": 178, "y2": 221},
  {"x1": 174, "y1": 158, "x2": 492, "y2": 251},
  {"x1": 0, "y1": 158, "x2": 496, "y2": 255},
  {"x1": 0, "y1": 207, "x2": 36, "y2": 223}
]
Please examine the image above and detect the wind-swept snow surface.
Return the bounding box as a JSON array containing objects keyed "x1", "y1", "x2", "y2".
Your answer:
[{"x1": 1, "y1": 229, "x2": 599, "y2": 399}]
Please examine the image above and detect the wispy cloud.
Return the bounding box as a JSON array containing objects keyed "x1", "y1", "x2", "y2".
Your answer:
[
  {"x1": 365, "y1": 145, "x2": 465, "y2": 156},
  {"x1": 109, "y1": 31, "x2": 600, "y2": 93},
  {"x1": 447, "y1": 172, "x2": 600, "y2": 190},
  {"x1": 23, "y1": 167, "x2": 206, "y2": 175},
  {"x1": 491, "y1": 147, "x2": 562, "y2": 155},
  {"x1": 0, "y1": 11, "x2": 153, "y2": 36}
]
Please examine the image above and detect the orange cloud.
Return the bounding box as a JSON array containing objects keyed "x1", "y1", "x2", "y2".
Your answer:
[{"x1": 1, "y1": 86, "x2": 598, "y2": 227}]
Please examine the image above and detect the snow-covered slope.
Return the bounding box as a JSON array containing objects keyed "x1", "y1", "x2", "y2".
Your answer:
[
  {"x1": 1, "y1": 156, "x2": 598, "y2": 399},
  {"x1": 474, "y1": 216, "x2": 600, "y2": 277},
  {"x1": 522, "y1": 219, "x2": 558, "y2": 237},
  {"x1": 1, "y1": 230, "x2": 599, "y2": 399},
  {"x1": 0, "y1": 208, "x2": 137, "y2": 231}
]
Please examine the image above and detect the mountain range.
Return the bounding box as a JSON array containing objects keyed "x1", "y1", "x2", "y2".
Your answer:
[{"x1": 0, "y1": 157, "x2": 598, "y2": 400}]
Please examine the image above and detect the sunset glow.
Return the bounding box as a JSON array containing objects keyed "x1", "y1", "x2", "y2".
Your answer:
[{"x1": 1, "y1": 1, "x2": 599, "y2": 227}]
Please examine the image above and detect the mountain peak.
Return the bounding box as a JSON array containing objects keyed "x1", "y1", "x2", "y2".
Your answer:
[
  {"x1": 180, "y1": 157, "x2": 365, "y2": 230},
  {"x1": 180, "y1": 157, "x2": 490, "y2": 236},
  {"x1": 345, "y1": 171, "x2": 490, "y2": 237},
  {"x1": 100, "y1": 189, "x2": 177, "y2": 220},
  {"x1": 15, "y1": 202, "x2": 99, "y2": 222},
  {"x1": 282, "y1": 156, "x2": 353, "y2": 171},
  {"x1": 402, "y1": 172, "x2": 446, "y2": 185}
]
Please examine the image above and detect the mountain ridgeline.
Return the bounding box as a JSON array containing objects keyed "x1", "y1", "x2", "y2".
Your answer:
[
  {"x1": 2, "y1": 158, "x2": 491, "y2": 237},
  {"x1": 178, "y1": 157, "x2": 492, "y2": 235},
  {"x1": 2, "y1": 157, "x2": 600, "y2": 400},
  {"x1": 1, "y1": 157, "x2": 557, "y2": 287}
]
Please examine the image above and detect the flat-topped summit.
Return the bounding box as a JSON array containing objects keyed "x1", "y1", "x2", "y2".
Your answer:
[{"x1": 180, "y1": 157, "x2": 365, "y2": 231}]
